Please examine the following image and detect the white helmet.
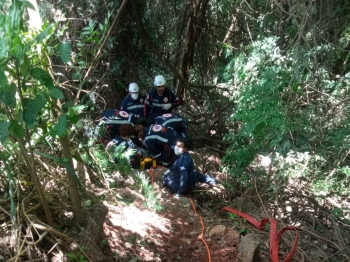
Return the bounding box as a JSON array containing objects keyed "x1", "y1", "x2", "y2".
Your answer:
[
  {"x1": 128, "y1": 83, "x2": 139, "y2": 92},
  {"x1": 154, "y1": 75, "x2": 166, "y2": 86}
]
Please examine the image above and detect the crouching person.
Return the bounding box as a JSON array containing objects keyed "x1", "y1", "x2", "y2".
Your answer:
[
  {"x1": 162, "y1": 137, "x2": 217, "y2": 198},
  {"x1": 106, "y1": 124, "x2": 147, "y2": 169}
]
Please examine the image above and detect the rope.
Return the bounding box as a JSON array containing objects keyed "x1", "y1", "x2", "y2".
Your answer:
[
  {"x1": 147, "y1": 166, "x2": 164, "y2": 186},
  {"x1": 222, "y1": 206, "x2": 299, "y2": 262},
  {"x1": 190, "y1": 198, "x2": 212, "y2": 262}
]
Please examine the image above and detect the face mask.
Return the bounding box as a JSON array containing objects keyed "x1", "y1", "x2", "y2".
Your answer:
[
  {"x1": 131, "y1": 94, "x2": 138, "y2": 100},
  {"x1": 174, "y1": 146, "x2": 183, "y2": 155}
]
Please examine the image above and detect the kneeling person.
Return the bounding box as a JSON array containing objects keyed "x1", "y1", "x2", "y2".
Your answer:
[
  {"x1": 107, "y1": 124, "x2": 147, "y2": 169},
  {"x1": 162, "y1": 137, "x2": 217, "y2": 197}
]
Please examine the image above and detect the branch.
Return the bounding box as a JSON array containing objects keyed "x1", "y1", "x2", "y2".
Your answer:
[
  {"x1": 130, "y1": 0, "x2": 188, "y2": 85},
  {"x1": 74, "y1": 0, "x2": 130, "y2": 105}
]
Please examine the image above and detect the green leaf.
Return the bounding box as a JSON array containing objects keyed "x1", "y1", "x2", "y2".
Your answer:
[
  {"x1": 19, "y1": 54, "x2": 30, "y2": 75},
  {"x1": 23, "y1": 94, "x2": 46, "y2": 127},
  {"x1": 0, "y1": 83, "x2": 16, "y2": 108},
  {"x1": 18, "y1": 109, "x2": 23, "y2": 125},
  {"x1": 31, "y1": 68, "x2": 53, "y2": 87},
  {"x1": 9, "y1": 120, "x2": 25, "y2": 139},
  {"x1": 20, "y1": 0, "x2": 36, "y2": 11},
  {"x1": 67, "y1": 107, "x2": 79, "y2": 124},
  {"x1": 59, "y1": 41, "x2": 71, "y2": 63},
  {"x1": 72, "y1": 153, "x2": 84, "y2": 163},
  {"x1": 0, "y1": 119, "x2": 10, "y2": 144},
  {"x1": 56, "y1": 115, "x2": 67, "y2": 137},
  {"x1": 0, "y1": 38, "x2": 9, "y2": 65},
  {"x1": 35, "y1": 150, "x2": 82, "y2": 189},
  {"x1": 36, "y1": 23, "x2": 53, "y2": 43},
  {"x1": 283, "y1": 140, "x2": 290, "y2": 153},
  {"x1": 10, "y1": 35, "x2": 24, "y2": 61},
  {"x1": 48, "y1": 87, "x2": 64, "y2": 99},
  {"x1": 0, "y1": 67, "x2": 9, "y2": 87}
]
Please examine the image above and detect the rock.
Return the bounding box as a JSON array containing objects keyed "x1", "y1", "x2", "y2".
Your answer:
[
  {"x1": 196, "y1": 148, "x2": 221, "y2": 173},
  {"x1": 225, "y1": 227, "x2": 241, "y2": 241},
  {"x1": 208, "y1": 225, "x2": 240, "y2": 242},
  {"x1": 188, "y1": 151, "x2": 204, "y2": 173},
  {"x1": 178, "y1": 237, "x2": 191, "y2": 244},
  {"x1": 238, "y1": 234, "x2": 260, "y2": 262},
  {"x1": 209, "y1": 225, "x2": 226, "y2": 237},
  {"x1": 171, "y1": 196, "x2": 192, "y2": 209}
]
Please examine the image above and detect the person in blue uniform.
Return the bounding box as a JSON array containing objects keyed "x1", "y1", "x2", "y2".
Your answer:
[
  {"x1": 106, "y1": 124, "x2": 147, "y2": 168},
  {"x1": 121, "y1": 83, "x2": 146, "y2": 117},
  {"x1": 94, "y1": 110, "x2": 137, "y2": 143},
  {"x1": 155, "y1": 113, "x2": 188, "y2": 138},
  {"x1": 144, "y1": 75, "x2": 181, "y2": 120},
  {"x1": 135, "y1": 123, "x2": 180, "y2": 167},
  {"x1": 162, "y1": 137, "x2": 217, "y2": 198}
]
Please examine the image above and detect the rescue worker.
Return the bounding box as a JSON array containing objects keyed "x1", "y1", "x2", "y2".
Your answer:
[
  {"x1": 106, "y1": 124, "x2": 147, "y2": 169},
  {"x1": 134, "y1": 123, "x2": 180, "y2": 168},
  {"x1": 162, "y1": 137, "x2": 217, "y2": 198},
  {"x1": 121, "y1": 83, "x2": 146, "y2": 117},
  {"x1": 144, "y1": 75, "x2": 181, "y2": 120},
  {"x1": 94, "y1": 109, "x2": 137, "y2": 143},
  {"x1": 154, "y1": 113, "x2": 188, "y2": 138}
]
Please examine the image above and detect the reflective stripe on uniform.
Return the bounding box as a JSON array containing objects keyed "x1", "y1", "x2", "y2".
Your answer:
[
  {"x1": 145, "y1": 135, "x2": 168, "y2": 143},
  {"x1": 127, "y1": 105, "x2": 144, "y2": 110},
  {"x1": 103, "y1": 119, "x2": 133, "y2": 126},
  {"x1": 153, "y1": 152, "x2": 161, "y2": 158},
  {"x1": 116, "y1": 141, "x2": 127, "y2": 147},
  {"x1": 163, "y1": 118, "x2": 182, "y2": 126},
  {"x1": 153, "y1": 102, "x2": 167, "y2": 108}
]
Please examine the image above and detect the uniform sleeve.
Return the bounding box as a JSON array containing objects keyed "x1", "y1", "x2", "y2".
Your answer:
[
  {"x1": 145, "y1": 140, "x2": 161, "y2": 159},
  {"x1": 179, "y1": 119, "x2": 188, "y2": 138},
  {"x1": 112, "y1": 137, "x2": 128, "y2": 151},
  {"x1": 121, "y1": 97, "x2": 127, "y2": 111},
  {"x1": 144, "y1": 93, "x2": 152, "y2": 117},
  {"x1": 170, "y1": 90, "x2": 181, "y2": 108}
]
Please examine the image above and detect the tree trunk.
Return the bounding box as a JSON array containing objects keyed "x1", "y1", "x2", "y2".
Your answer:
[
  {"x1": 130, "y1": 0, "x2": 188, "y2": 87},
  {"x1": 176, "y1": 0, "x2": 209, "y2": 100},
  {"x1": 52, "y1": 100, "x2": 84, "y2": 225},
  {"x1": 59, "y1": 135, "x2": 84, "y2": 224}
]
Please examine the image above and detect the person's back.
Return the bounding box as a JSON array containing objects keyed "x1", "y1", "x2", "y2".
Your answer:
[
  {"x1": 143, "y1": 124, "x2": 180, "y2": 167},
  {"x1": 121, "y1": 83, "x2": 146, "y2": 117},
  {"x1": 95, "y1": 110, "x2": 137, "y2": 141},
  {"x1": 155, "y1": 113, "x2": 188, "y2": 138},
  {"x1": 144, "y1": 75, "x2": 180, "y2": 120}
]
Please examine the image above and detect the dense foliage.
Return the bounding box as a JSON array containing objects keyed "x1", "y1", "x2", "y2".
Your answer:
[{"x1": 1, "y1": 0, "x2": 350, "y2": 260}]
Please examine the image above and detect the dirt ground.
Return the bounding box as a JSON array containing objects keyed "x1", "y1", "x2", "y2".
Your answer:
[
  {"x1": 101, "y1": 168, "x2": 239, "y2": 262},
  {"x1": 1, "y1": 151, "x2": 349, "y2": 262}
]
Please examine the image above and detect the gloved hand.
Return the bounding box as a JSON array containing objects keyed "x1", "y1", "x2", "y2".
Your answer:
[
  {"x1": 173, "y1": 194, "x2": 180, "y2": 199},
  {"x1": 127, "y1": 139, "x2": 137, "y2": 149},
  {"x1": 162, "y1": 103, "x2": 172, "y2": 110},
  {"x1": 106, "y1": 141, "x2": 115, "y2": 150},
  {"x1": 136, "y1": 147, "x2": 148, "y2": 157}
]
